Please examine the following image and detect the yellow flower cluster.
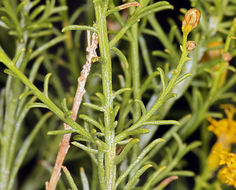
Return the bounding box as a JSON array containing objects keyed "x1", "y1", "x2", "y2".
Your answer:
[
  {"x1": 207, "y1": 105, "x2": 236, "y2": 187},
  {"x1": 218, "y1": 152, "x2": 236, "y2": 188}
]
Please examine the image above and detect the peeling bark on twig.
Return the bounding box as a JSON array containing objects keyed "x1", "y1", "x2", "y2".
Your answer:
[{"x1": 46, "y1": 31, "x2": 98, "y2": 190}]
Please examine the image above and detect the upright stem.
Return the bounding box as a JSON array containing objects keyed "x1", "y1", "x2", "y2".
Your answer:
[
  {"x1": 130, "y1": 23, "x2": 141, "y2": 122},
  {"x1": 59, "y1": 0, "x2": 78, "y2": 80},
  {"x1": 94, "y1": 1, "x2": 116, "y2": 189},
  {"x1": 0, "y1": 39, "x2": 25, "y2": 190},
  {"x1": 130, "y1": 21, "x2": 141, "y2": 170}
]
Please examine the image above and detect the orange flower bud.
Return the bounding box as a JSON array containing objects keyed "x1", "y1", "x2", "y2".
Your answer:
[
  {"x1": 182, "y1": 8, "x2": 201, "y2": 34},
  {"x1": 187, "y1": 41, "x2": 196, "y2": 51},
  {"x1": 222, "y1": 52, "x2": 232, "y2": 62}
]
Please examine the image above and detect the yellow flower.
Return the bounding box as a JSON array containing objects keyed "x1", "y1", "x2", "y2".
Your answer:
[
  {"x1": 207, "y1": 142, "x2": 230, "y2": 170},
  {"x1": 218, "y1": 152, "x2": 236, "y2": 188},
  {"x1": 207, "y1": 105, "x2": 236, "y2": 187},
  {"x1": 207, "y1": 105, "x2": 236, "y2": 145},
  {"x1": 219, "y1": 152, "x2": 236, "y2": 170},
  {"x1": 182, "y1": 8, "x2": 201, "y2": 34}
]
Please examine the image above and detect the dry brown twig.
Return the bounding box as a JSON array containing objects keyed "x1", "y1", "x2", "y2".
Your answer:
[
  {"x1": 45, "y1": 31, "x2": 99, "y2": 190},
  {"x1": 154, "y1": 176, "x2": 178, "y2": 190}
]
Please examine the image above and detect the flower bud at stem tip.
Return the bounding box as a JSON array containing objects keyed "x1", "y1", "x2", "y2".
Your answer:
[{"x1": 182, "y1": 8, "x2": 201, "y2": 35}]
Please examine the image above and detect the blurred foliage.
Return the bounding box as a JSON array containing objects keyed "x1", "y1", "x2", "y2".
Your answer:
[{"x1": 0, "y1": 0, "x2": 235, "y2": 190}]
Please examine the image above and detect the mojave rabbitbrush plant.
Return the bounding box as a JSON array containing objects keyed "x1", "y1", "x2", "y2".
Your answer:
[{"x1": 0, "y1": 0, "x2": 235, "y2": 190}]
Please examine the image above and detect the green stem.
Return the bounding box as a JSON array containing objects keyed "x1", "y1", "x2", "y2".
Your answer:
[
  {"x1": 0, "y1": 48, "x2": 93, "y2": 142},
  {"x1": 59, "y1": 0, "x2": 79, "y2": 80},
  {"x1": 115, "y1": 33, "x2": 189, "y2": 142},
  {"x1": 93, "y1": 1, "x2": 116, "y2": 189},
  {"x1": 180, "y1": 21, "x2": 235, "y2": 139},
  {"x1": 129, "y1": 19, "x2": 141, "y2": 176},
  {"x1": 130, "y1": 23, "x2": 141, "y2": 122},
  {"x1": 117, "y1": 63, "x2": 132, "y2": 133},
  {"x1": 0, "y1": 79, "x2": 20, "y2": 189},
  {"x1": 0, "y1": 40, "x2": 26, "y2": 189}
]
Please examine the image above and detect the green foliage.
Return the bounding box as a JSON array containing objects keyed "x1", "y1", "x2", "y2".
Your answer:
[{"x1": 0, "y1": 0, "x2": 235, "y2": 190}]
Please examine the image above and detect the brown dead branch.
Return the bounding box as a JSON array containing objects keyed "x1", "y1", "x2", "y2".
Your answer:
[{"x1": 45, "y1": 31, "x2": 98, "y2": 190}]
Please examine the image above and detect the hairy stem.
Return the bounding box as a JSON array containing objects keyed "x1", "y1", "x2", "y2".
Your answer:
[{"x1": 94, "y1": 1, "x2": 116, "y2": 189}]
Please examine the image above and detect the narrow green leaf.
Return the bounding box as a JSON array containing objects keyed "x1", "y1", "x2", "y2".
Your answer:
[
  {"x1": 69, "y1": 6, "x2": 85, "y2": 25},
  {"x1": 31, "y1": 0, "x2": 41, "y2": 9},
  {"x1": 172, "y1": 132, "x2": 184, "y2": 150},
  {"x1": 141, "y1": 120, "x2": 180, "y2": 127},
  {"x1": 169, "y1": 25, "x2": 177, "y2": 43},
  {"x1": 117, "y1": 139, "x2": 131, "y2": 145},
  {"x1": 168, "y1": 170, "x2": 195, "y2": 177},
  {"x1": 73, "y1": 135, "x2": 90, "y2": 142},
  {"x1": 13, "y1": 48, "x2": 25, "y2": 65},
  {"x1": 157, "y1": 67, "x2": 166, "y2": 90},
  {"x1": 4, "y1": 69, "x2": 16, "y2": 77},
  {"x1": 111, "y1": 47, "x2": 129, "y2": 69},
  {"x1": 72, "y1": 141, "x2": 98, "y2": 154},
  {"x1": 115, "y1": 128, "x2": 149, "y2": 143},
  {"x1": 95, "y1": 92, "x2": 105, "y2": 105},
  {"x1": 29, "y1": 35, "x2": 66, "y2": 60},
  {"x1": 227, "y1": 65, "x2": 236, "y2": 72},
  {"x1": 113, "y1": 88, "x2": 131, "y2": 99},
  {"x1": 62, "y1": 25, "x2": 97, "y2": 33},
  {"x1": 27, "y1": 22, "x2": 53, "y2": 31},
  {"x1": 64, "y1": 110, "x2": 73, "y2": 118},
  {"x1": 111, "y1": 120, "x2": 118, "y2": 131},
  {"x1": 152, "y1": 50, "x2": 169, "y2": 58},
  {"x1": 79, "y1": 114, "x2": 104, "y2": 132},
  {"x1": 8, "y1": 112, "x2": 52, "y2": 190},
  {"x1": 27, "y1": 102, "x2": 48, "y2": 109},
  {"x1": 61, "y1": 98, "x2": 69, "y2": 113},
  {"x1": 28, "y1": 56, "x2": 44, "y2": 82},
  {"x1": 44, "y1": 73, "x2": 52, "y2": 98},
  {"x1": 116, "y1": 139, "x2": 164, "y2": 187},
  {"x1": 175, "y1": 73, "x2": 192, "y2": 85},
  {"x1": 28, "y1": 30, "x2": 53, "y2": 38},
  {"x1": 30, "y1": 5, "x2": 46, "y2": 20},
  {"x1": 83, "y1": 102, "x2": 105, "y2": 112},
  {"x1": 2, "y1": 1, "x2": 21, "y2": 31},
  {"x1": 47, "y1": 129, "x2": 75, "y2": 135},
  {"x1": 0, "y1": 16, "x2": 14, "y2": 28},
  {"x1": 124, "y1": 164, "x2": 152, "y2": 190},
  {"x1": 134, "y1": 99, "x2": 146, "y2": 115},
  {"x1": 0, "y1": 20, "x2": 9, "y2": 29},
  {"x1": 62, "y1": 166, "x2": 78, "y2": 190},
  {"x1": 51, "y1": 6, "x2": 67, "y2": 14},
  {"x1": 96, "y1": 140, "x2": 105, "y2": 190},
  {"x1": 137, "y1": 2, "x2": 173, "y2": 19},
  {"x1": 80, "y1": 167, "x2": 90, "y2": 190},
  {"x1": 16, "y1": 0, "x2": 29, "y2": 14},
  {"x1": 112, "y1": 104, "x2": 120, "y2": 121},
  {"x1": 115, "y1": 138, "x2": 139, "y2": 165},
  {"x1": 143, "y1": 166, "x2": 167, "y2": 190},
  {"x1": 148, "y1": 114, "x2": 192, "y2": 158},
  {"x1": 19, "y1": 90, "x2": 34, "y2": 100},
  {"x1": 118, "y1": 75, "x2": 125, "y2": 88}
]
